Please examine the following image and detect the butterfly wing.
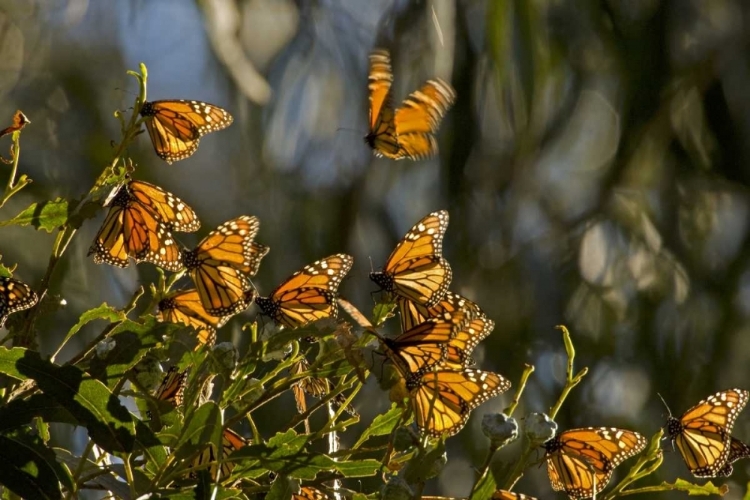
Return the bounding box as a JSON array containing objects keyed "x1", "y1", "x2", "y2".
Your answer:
[
  {"x1": 184, "y1": 216, "x2": 269, "y2": 316},
  {"x1": 545, "y1": 427, "x2": 647, "y2": 499},
  {"x1": 716, "y1": 437, "x2": 750, "y2": 477},
  {"x1": 393, "y1": 78, "x2": 456, "y2": 160},
  {"x1": 256, "y1": 254, "x2": 353, "y2": 329},
  {"x1": 668, "y1": 388, "x2": 749, "y2": 477},
  {"x1": 141, "y1": 100, "x2": 233, "y2": 164},
  {"x1": 370, "y1": 210, "x2": 451, "y2": 307},
  {"x1": 153, "y1": 367, "x2": 188, "y2": 406},
  {"x1": 291, "y1": 357, "x2": 358, "y2": 417},
  {"x1": 293, "y1": 486, "x2": 329, "y2": 500},
  {"x1": 158, "y1": 289, "x2": 230, "y2": 347},
  {"x1": 384, "y1": 318, "x2": 455, "y2": 375},
  {"x1": 398, "y1": 291, "x2": 486, "y2": 331},
  {"x1": 408, "y1": 368, "x2": 510, "y2": 437},
  {"x1": 128, "y1": 180, "x2": 200, "y2": 232},
  {"x1": 492, "y1": 490, "x2": 537, "y2": 500},
  {"x1": 190, "y1": 427, "x2": 247, "y2": 482},
  {"x1": 0, "y1": 276, "x2": 38, "y2": 328},
  {"x1": 365, "y1": 49, "x2": 400, "y2": 159}
]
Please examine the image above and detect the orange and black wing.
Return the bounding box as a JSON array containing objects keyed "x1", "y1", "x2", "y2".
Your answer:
[
  {"x1": 140, "y1": 99, "x2": 233, "y2": 164},
  {"x1": 716, "y1": 437, "x2": 750, "y2": 477},
  {"x1": 544, "y1": 427, "x2": 646, "y2": 499},
  {"x1": 293, "y1": 486, "x2": 329, "y2": 500},
  {"x1": 0, "y1": 276, "x2": 38, "y2": 328},
  {"x1": 364, "y1": 49, "x2": 400, "y2": 159},
  {"x1": 190, "y1": 427, "x2": 248, "y2": 482},
  {"x1": 398, "y1": 291, "x2": 486, "y2": 331},
  {"x1": 667, "y1": 388, "x2": 749, "y2": 477},
  {"x1": 393, "y1": 78, "x2": 456, "y2": 160},
  {"x1": 492, "y1": 490, "x2": 537, "y2": 500},
  {"x1": 408, "y1": 368, "x2": 510, "y2": 437},
  {"x1": 291, "y1": 357, "x2": 358, "y2": 417},
  {"x1": 127, "y1": 180, "x2": 200, "y2": 232},
  {"x1": 370, "y1": 210, "x2": 451, "y2": 307},
  {"x1": 157, "y1": 289, "x2": 231, "y2": 347},
  {"x1": 183, "y1": 215, "x2": 269, "y2": 316},
  {"x1": 256, "y1": 254, "x2": 353, "y2": 329},
  {"x1": 153, "y1": 367, "x2": 188, "y2": 406}
]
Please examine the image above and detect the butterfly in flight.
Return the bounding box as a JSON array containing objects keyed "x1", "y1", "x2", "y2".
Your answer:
[
  {"x1": 157, "y1": 289, "x2": 235, "y2": 348},
  {"x1": 365, "y1": 49, "x2": 456, "y2": 160},
  {"x1": 182, "y1": 215, "x2": 269, "y2": 316},
  {"x1": 544, "y1": 427, "x2": 646, "y2": 499},
  {"x1": 370, "y1": 210, "x2": 451, "y2": 307},
  {"x1": 255, "y1": 254, "x2": 353, "y2": 330},
  {"x1": 0, "y1": 276, "x2": 38, "y2": 328},
  {"x1": 492, "y1": 490, "x2": 537, "y2": 500},
  {"x1": 190, "y1": 427, "x2": 248, "y2": 482},
  {"x1": 140, "y1": 99, "x2": 233, "y2": 164},
  {"x1": 89, "y1": 180, "x2": 199, "y2": 271},
  {"x1": 406, "y1": 368, "x2": 509, "y2": 437},
  {"x1": 665, "y1": 388, "x2": 749, "y2": 477}
]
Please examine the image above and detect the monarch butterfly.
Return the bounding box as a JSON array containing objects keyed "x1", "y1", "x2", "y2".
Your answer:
[
  {"x1": 293, "y1": 486, "x2": 329, "y2": 500},
  {"x1": 544, "y1": 427, "x2": 647, "y2": 499},
  {"x1": 190, "y1": 427, "x2": 248, "y2": 482},
  {"x1": 406, "y1": 368, "x2": 510, "y2": 437},
  {"x1": 153, "y1": 367, "x2": 188, "y2": 406},
  {"x1": 0, "y1": 276, "x2": 38, "y2": 328},
  {"x1": 370, "y1": 210, "x2": 451, "y2": 307},
  {"x1": 182, "y1": 215, "x2": 269, "y2": 316},
  {"x1": 398, "y1": 291, "x2": 486, "y2": 332},
  {"x1": 89, "y1": 180, "x2": 199, "y2": 271},
  {"x1": 492, "y1": 490, "x2": 537, "y2": 500},
  {"x1": 140, "y1": 99, "x2": 233, "y2": 164},
  {"x1": 665, "y1": 388, "x2": 749, "y2": 477},
  {"x1": 255, "y1": 254, "x2": 353, "y2": 329},
  {"x1": 291, "y1": 357, "x2": 358, "y2": 417},
  {"x1": 365, "y1": 49, "x2": 456, "y2": 160},
  {"x1": 717, "y1": 437, "x2": 750, "y2": 477},
  {"x1": 157, "y1": 289, "x2": 234, "y2": 347}
]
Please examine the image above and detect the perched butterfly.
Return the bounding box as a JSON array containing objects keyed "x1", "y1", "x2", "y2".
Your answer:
[
  {"x1": 89, "y1": 180, "x2": 199, "y2": 271},
  {"x1": 544, "y1": 427, "x2": 646, "y2": 499},
  {"x1": 190, "y1": 427, "x2": 248, "y2": 482},
  {"x1": 717, "y1": 437, "x2": 750, "y2": 477},
  {"x1": 182, "y1": 215, "x2": 269, "y2": 316},
  {"x1": 291, "y1": 357, "x2": 358, "y2": 417},
  {"x1": 370, "y1": 210, "x2": 451, "y2": 307},
  {"x1": 157, "y1": 289, "x2": 234, "y2": 347},
  {"x1": 406, "y1": 368, "x2": 509, "y2": 437},
  {"x1": 153, "y1": 367, "x2": 188, "y2": 406},
  {"x1": 0, "y1": 276, "x2": 38, "y2": 328},
  {"x1": 492, "y1": 490, "x2": 537, "y2": 500},
  {"x1": 665, "y1": 388, "x2": 749, "y2": 477},
  {"x1": 293, "y1": 486, "x2": 329, "y2": 500},
  {"x1": 398, "y1": 291, "x2": 486, "y2": 332},
  {"x1": 365, "y1": 49, "x2": 456, "y2": 160},
  {"x1": 255, "y1": 254, "x2": 353, "y2": 329},
  {"x1": 140, "y1": 99, "x2": 233, "y2": 164}
]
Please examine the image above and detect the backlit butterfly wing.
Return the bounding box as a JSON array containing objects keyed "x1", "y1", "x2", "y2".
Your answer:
[
  {"x1": 89, "y1": 184, "x2": 183, "y2": 271},
  {"x1": 370, "y1": 210, "x2": 451, "y2": 307},
  {"x1": 293, "y1": 486, "x2": 329, "y2": 500},
  {"x1": 667, "y1": 388, "x2": 749, "y2": 477},
  {"x1": 0, "y1": 276, "x2": 38, "y2": 328},
  {"x1": 716, "y1": 437, "x2": 750, "y2": 477},
  {"x1": 291, "y1": 357, "x2": 358, "y2": 417},
  {"x1": 393, "y1": 78, "x2": 456, "y2": 160},
  {"x1": 398, "y1": 291, "x2": 486, "y2": 332},
  {"x1": 365, "y1": 49, "x2": 400, "y2": 159},
  {"x1": 182, "y1": 215, "x2": 269, "y2": 316},
  {"x1": 127, "y1": 180, "x2": 200, "y2": 232},
  {"x1": 544, "y1": 427, "x2": 646, "y2": 499},
  {"x1": 492, "y1": 490, "x2": 537, "y2": 500},
  {"x1": 157, "y1": 289, "x2": 231, "y2": 347},
  {"x1": 255, "y1": 254, "x2": 353, "y2": 329},
  {"x1": 153, "y1": 367, "x2": 188, "y2": 406},
  {"x1": 407, "y1": 368, "x2": 510, "y2": 437},
  {"x1": 190, "y1": 427, "x2": 248, "y2": 482},
  {"x1": 140, "y1": 99, "x2": 233, "y2": 164}
]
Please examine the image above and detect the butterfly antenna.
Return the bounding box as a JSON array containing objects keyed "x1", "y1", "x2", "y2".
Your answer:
[{"x1": 657, "y1": 392, "x2": 673, "y2": 418}]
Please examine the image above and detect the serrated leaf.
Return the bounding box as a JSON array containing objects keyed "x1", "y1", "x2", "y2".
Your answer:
[
  {"x1": 1, "y1": 198, "x2": 70, "y2": 232},
  {"x1": 372, "y1": 302, "x2": 396, "y2": 327},
  {"x1": 354, "y1": 403, "x2": 403, "y2": 447},
  {"x1": 266, "y1": 477, "x2": 296, "y2": 500},
  {"x1": 667, "y1": 478, "x2": 728, "y2": 495},
  {"x1": 0, "y1": 433, "x2": 66, "y2": 499},
  {"x1": 174, "y1": 402, "x2": 222, "y2": 459},
  {"x1": 58, "y1": 303, "x2": 122, "y2": 355}
]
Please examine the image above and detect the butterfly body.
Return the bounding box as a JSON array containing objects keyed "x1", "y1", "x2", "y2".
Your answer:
[
  {"x1": 366, "y1": 49, "x2": 456, "y2": 160},
  {"x1": 140, "y1": 99, "x2": 233, "y2": 163},
  {"x1": 0, "y1": 276, "x2": 38, "y2": 328},
  {"x1": 544, "y1": 427, "x2": 646, "y2": 499},
  {"x1": 255, "y1": 254, "x2": 353, "y2": 329},
  {"x1": 665, "y1": 388, "x2": 749, "y2": 477},
  {"x1": 370, "y1": 210, "x2": 451, "y2": 307}
]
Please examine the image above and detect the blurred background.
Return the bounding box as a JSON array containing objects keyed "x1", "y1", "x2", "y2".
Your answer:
[{"x1": 2, "y1": 0, "x2": 750, "y2": 497}]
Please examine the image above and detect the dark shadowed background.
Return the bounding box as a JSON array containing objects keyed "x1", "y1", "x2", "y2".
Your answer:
[{"x1": 2, "y1": 0, "x2": 750, "y2": 498}]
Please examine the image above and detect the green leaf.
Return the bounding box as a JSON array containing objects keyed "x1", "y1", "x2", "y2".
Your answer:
[
  {"x1": 57, "y1": 303, "x2": 122, "y2": 356},
  {"x1": 0, "y1": 346, "x2": 31, "y2": 381},
  {"x1": 372, "y1": 302, "x2": 396, "y2": 327},
  {"x1": 1, "y1": 198, "x2": 70, "y2": 232},
  {"x1": 266, "y1": 477, "x2": 296, "y2": 500},
  {"x1": 173, "y1": 402, "x2": 222, "y2": 460},
  {"x1": 469, "y1": 473, "x2": 496, "y2": 500},
  {"x1": 403, "y1": 442, "x2": 446, "y2": 483},
  {"x1": 0, "y1": 433, "x2": 67, "y2": 499},
  {"x1": 13, "y1": 350, "x2": 136, "y2": 453},
  {"x1": 353, "y1": 403, "x2": 403, "y2": 447},
  {"x1": 666, "y1": 479, "x2": 728, "y2": 495},
  {"x1": 0, "y1": 393, "x2": 77, "y2": 431}
]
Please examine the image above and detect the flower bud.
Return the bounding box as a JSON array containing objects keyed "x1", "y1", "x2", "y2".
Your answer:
[
  {"x1": 524, "y1": 412, "x2": 558, "y2": 443},
  {"x1": 381, "y1": 477, "x2": 413, "y2": 500},
  {"x1": 481, "y1": 413, "x2": 519, "y2": 448}
]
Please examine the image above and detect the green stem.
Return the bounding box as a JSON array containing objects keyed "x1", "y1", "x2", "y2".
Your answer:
[
  {"x1": 69, "y1": 439, "x2": 97, "y2": 498},
  {"x1": 468, "y1": 444, "x2": 499, "y2": 498},
  {"x1": 504, "y1": 363, "x2": 534, "y2": 417},
  {"x1": 549, "y1": 325, "x2": 588, "y2": 420}
]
